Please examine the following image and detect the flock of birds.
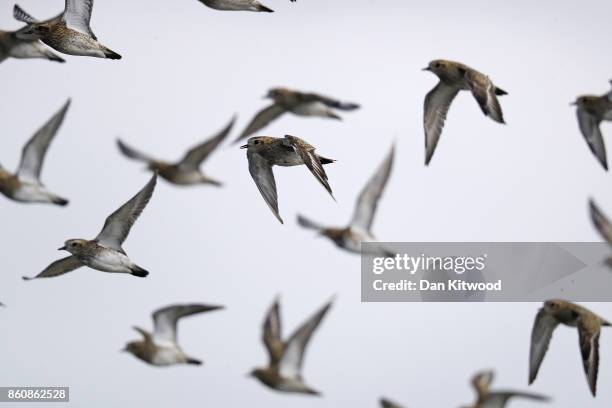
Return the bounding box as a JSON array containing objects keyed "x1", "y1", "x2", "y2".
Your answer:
[{"x1": 2, "y1": 0, "x2": 612, "y2": 406}]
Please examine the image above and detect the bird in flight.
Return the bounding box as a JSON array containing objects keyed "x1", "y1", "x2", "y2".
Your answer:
[
  {"x1": 250, "y1": 296, "x2": 333, "y2": 395},
  {"x1": 0, "y1": 100, "x2": 70, "y2": 206},
  {"x1": 423, "y1": 59, "x2": 507, "y2": 165},
  {"x1": 14, "y1": 1, "x2": 121, "y2": 59},
  {"x1": 573, "y1": 81, "x2": 612, "y2": 170},
  {"x1": 24, "y1": 174, "x2": 158, "y2": 280},
  {"x1": 297, "y1": 143, "x2": 394, "y2": 256},
  {"x1": 462, "y1": 370, "x2": 549, "y2": 408},
  {"x1": 123, "y1": 303, "x2": 224, "y2": 366},
  {"x1": 241, "y1": 135, "x2": 336, "y2": 224},
  {"x1": 235, "y1": 88, "x2": 359, "y2": 143},
  {"x1": 117, "y1": 116, "x2": 235, "y2": 187},
  {"x1": 529, "y1": 299, "x2": 610, "y2": 397}
]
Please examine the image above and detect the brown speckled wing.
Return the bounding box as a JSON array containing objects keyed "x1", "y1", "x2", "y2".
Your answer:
[
  {"x1": 235, "y1": 104, "x2": 285, "y2": 143},
  {"x1": 465, "y1": 70, "x2": 505, "y2": 124},
  {"x1": 578, "y1": 318, "x2": 601, "y2": 396},
  {"x1": 179, "y1": 116, "x2": 235, "y2": 170},
  {"x1": 284, "y1": 135, "x2": 334, "y2": 199},
  {"x1": 23, "y1": 255, "x2": 83, "y2": 280},
  {"x1": 248, "y1": 151, "x2": 282, "y2": 224},
  {"x1": 529, "y1": 307, "x2": 559, "y2": 385},
  {"x1": 577, "y1": 109, "x2": 607, "y2": 170},
  {"x1": 423, "y1": 82, "x2": 459, "y2": 165}
]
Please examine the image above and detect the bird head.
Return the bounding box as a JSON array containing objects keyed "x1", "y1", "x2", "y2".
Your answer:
[
  {"x1": 240, "y1": 136, "x2": 273, "y2": 151},
  {"x1": 423, "y1": 59, "x2": 452, "y2": 76},
  {"x1": 17, "y1": 23, "x2": 50, "y2": 40},
  {"x1": 59, "y1": 239, "x2": 88, "y2": 254}
]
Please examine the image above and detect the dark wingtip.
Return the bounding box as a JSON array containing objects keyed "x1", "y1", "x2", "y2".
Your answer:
[
  {"x1": 53, "y1": 197, "x2": 69, "y2": 206},
  {"x1": 22, "y1": 276, "x2": 33, "y2": 281},
  {"x1": 257, "y1": 5, "x2": 274, "y2": 12},
  {"x1": 104, "y1": 49, "x2": 122, "y2": 60},
  {"x1": 130, "y1": 267, "x2": 149, "y2": 278}
]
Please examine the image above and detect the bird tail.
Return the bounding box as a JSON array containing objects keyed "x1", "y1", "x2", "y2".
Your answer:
[
  {"x1": 325, "y1": 111, "x2": 342, "y2": 120},
  {"x1": 51, "y1": 195, "x2": 69, "y2": 206},
  {"x1": 130, "y1": 265, "x2": 149, "y2": 278},
  {"x1": 495, "y1": 87, "x2": 508, "y2": 96},
  {"x1": 255, "y1": 2, "x2": 274, "y2": 12},
  {"x1": 102, "y1": 47, "x2": 122, "y2": 60},
  {"x1": 187, "y1": 357, "x2": 202, "y2": 365},
  {"x1": 316, "y1": 155, "x2": 336, "y2": 165}
]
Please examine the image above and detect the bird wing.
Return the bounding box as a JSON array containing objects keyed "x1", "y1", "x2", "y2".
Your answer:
[
  {"x1": 13, "y1": 4, "x2": 38, "y2": 23},
  {"x1": 306, "y1": 93, "x2": 360, "y2": 111},
  {"x1": 262, "y1": 298, "x2": 283, "y2": 365},
  {"x1": 577, "y1": 109, "x2": 607, "y2": 170},
  {"x1": 234, "y1": 104, "x2": 286, "y2": 143},
  {"x1": 178, "y1": 116, "x2": 235, "y2": 170},
  {"x1": 23, "y1": 256, "x2": 83, "y2": 280},
  {"x1": 152, "y1": 303, "x2": 222, "y2": 344},
  {"x1": 424, "y1": 82, "x2": 459, "y2": 165},
  {"x1": 529, "y1": 307, "x2": 559, "y2": 384},
  {"x1": 589, "y1": 199, "x2": 612, "y2": 243},
  {"x1": 63, "y1": 0, "x2": 96, "y2": 39},
  {"x1": 465, "y1": 70, "x2": 505, "y2": 124},
  {"x1": 116, "y1": 139, "x2": 156, "y2": 164},
  {"x1": 94, "y1": 173, "x2": 157, "y2": 252},
  {"x1": 349, "y1": 144, "x2": 394, "y2": 232},
  {"x1": 484, "y1": 391, "x2": 550, "y2": 408},
  {"x1": 296, "y1": 214, "x2": 328, "y2": 231},
  {"x1": 578, "y1": 317, "x2": 601, "y2": 396},
  {"x1": 278, "y1": 299, "x2": 333, "y2": 379},
  {"x1": 284, "y1": 135, "x2": 334, "y2": 199},
  {"x1": 472, "y1": 370, "x2": 494, "y2": 397},
  {"x1": 248, "y1": 151, "x2": 282, "y2": 224},
  {"x1": 17, "y1": 100, "x2": 70, "y2": 184}
]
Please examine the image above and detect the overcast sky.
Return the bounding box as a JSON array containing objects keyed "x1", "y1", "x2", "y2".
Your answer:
[{"x1": 1, "y1": 0, "x2": 612, "y2": 406}]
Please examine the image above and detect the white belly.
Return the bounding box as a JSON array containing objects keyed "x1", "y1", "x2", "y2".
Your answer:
[
  {"x1": 85, "y1": 250, "x2": 133, "y2": 273},
  {"x1": 291, "y1": 101, "x2": 331, "y2": 117},
  {"x1": 151, "y1": 346, "x2": 185, "y2": 366}
]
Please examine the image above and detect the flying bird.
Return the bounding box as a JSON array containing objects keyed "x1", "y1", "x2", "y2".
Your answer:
[
  {"x1": 422, "y1": 59, "x2": 507, "y2": 165},
  {"x1": 250, "y1": 297, "x2": 333, "y2": 395},
  {"x1": 14, "y1": 1, "x2": 121, "y2": 59},
  {"x1": 117, "y1": 117, "x2": 235, "y2": 187},
  {"x1": 379, "y1": 398, "x2": 406, "y2": 408},
  {"x1": 461, "y1": 370, "x2": 549, "y2": 408},
  {"x1": 0, "y1": 24, "x2": 64, "y2": 63},
  {"x1": 0, "y1": 100, "x2": 70, "y2": 206},
  {"x1": 573, "y1": 81, "x2": 612, "y2": 170},
  {"x1": 529, "y1": 299, "x2": 610, "y2": 397},
  {"x1": 241, "y1": 135, "x2": 335, "y2": 224},
  {"x1": 198, "y1": 0, "x2": 275, "y2": 12},
  {"x1": 234, "y1": 88, "x2": 359, "y2": 143},
  {"x1": 123, "y1": 303, "x2": 224, "y2": 366},
  {"x1": 297, "y1": 144, "x2": 394, "y2": 256},
  {"x1": 23, "y1": 173, "x2": 158, "y2": 280}
]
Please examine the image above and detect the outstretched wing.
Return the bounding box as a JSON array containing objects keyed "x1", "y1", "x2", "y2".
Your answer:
[
  {"x1": 349, "y1": 144, "x2": 394, "y2": 232},
  {"x1": 529, "y1": 307, "x2": 559, "y2": 385},
  {"x1": 578, "y1": 318, "x2": 601, "y2": 396},
  {"x1": 284, "y1": 135, "x2": 335, "y2": 199},
  {"x1": 152, "y1": 303, "x2": 223, "y2": 344},
  {"x1": 486, "y1": 391, "x2": 550, "y2": 408},
  {"x1": 296, "y1": 214, "x2": 328, "y2": 231},
  {"x1": 248, "y1": 152, "x2": 282, "y2": 224},
  {"x1": 234, "y1": 104, "x2": 285, "y2": 143},
  {"x1": 424, "y1": 82, "x2": 459, "y2": 165},
  {"x1": 63, "y1": 0, "x2": 96, "y2": 39},
  {"x1": 307, "y1": 93, "x2": 360, "y2": 111},
  {"x1": 23, "y1": 256, "x2": 83, "y2": 280},
  {"x1": 13, "y1": 4, "x2": 38, "y2": 23},
  {"x1": 589, "y1": 199, "x2": 612, "y2": 244},
  {"x1": 262, "y1": 298, "x2": 283, "y2": 365},
  {"x1": 95, "y1": 173, "x2": 157, "y2": 252},
  {"x1": 17, "y1": 100, "x2": 70, "y2": 184},
  {"x1": 178, "y1": 116, "x2": 235, "y2": 170},
  {"x1": 279, "y1": 299, "x2": 333, "y2": 379},
  {"x1": 116, "y1": 139, "x2": 156, "y2": 164},
  {"x1": 465, "y1": 70, "x2": 505, "y2": 124},
  {"x1": 577, "y1": 109, "x2": 607, "y2": 170}
]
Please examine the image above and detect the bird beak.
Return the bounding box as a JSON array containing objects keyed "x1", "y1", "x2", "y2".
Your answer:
[
  {"x1": 422, "y1": 67, "x2": 431, "y2": 71},
  {"x1": 58, "y1": 246, "x2": 66, "y2": 251},
  {"x1": 570, "y1": 101, "x2": 577, "y2": 106},
  {"x1": 240, "y1": 144, "x2": 248, "y2": 149}
]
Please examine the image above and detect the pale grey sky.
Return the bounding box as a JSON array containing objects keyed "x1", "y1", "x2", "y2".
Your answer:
[{"x1": 1, "y1": 0, "x2": 612, "y2": 406}]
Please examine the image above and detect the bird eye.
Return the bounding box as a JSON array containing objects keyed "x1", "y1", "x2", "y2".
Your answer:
[
  {"x1": 435, "y1": 63, "x2": 441, "y2": 68},
  {"x1": 254, "y1": 140, "x2": 260, "y2": 145},
  {"x1": 71, "y1": 242, "x2": 78, "y2": 247}
]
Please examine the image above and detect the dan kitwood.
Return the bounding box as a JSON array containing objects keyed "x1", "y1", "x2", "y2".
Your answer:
[{"x1": 370, "y1": 253, "x2": 502, "y2": 292}]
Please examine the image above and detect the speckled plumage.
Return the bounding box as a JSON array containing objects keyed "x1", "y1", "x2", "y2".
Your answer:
[
  {"x1": 573, "y1": 81, "x2": 612, "y2": 170},
  {"x1": 529, "y1": 300, "x2": 610, "y2": 397},
  {"x1": 241, "y1": 135, "x2": 335, "y2": 223},
  {"x1": 423, "y1": 59, "x2": 507, "y2": 165}
]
